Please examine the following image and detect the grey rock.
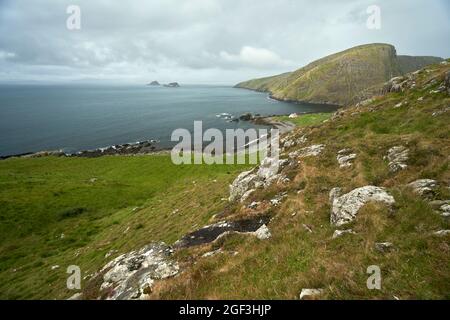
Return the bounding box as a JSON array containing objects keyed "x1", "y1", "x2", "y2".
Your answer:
[
  {"x1": 337, "y1": 149, "x2": 357, "y2": 168},
  {"x1": 229, "y1": 157, "x2": 288, "y2": 202},
  {"x1": 408, "y1": 179, "x2": 438, "y2": 197},
  {"x1": 99, "y1": 242, "x2": 179, "y2": 300},
  {"x1": 386, "y1": 146, "x2": 409, "y2": 172},
  {"x1": 298, "y1": 144, "x2": 325, "y2": 158},
  {"x1": 434, "y1": 230, "x2": 450, "y2": 237},
  {"x1": 253, "y1": 224, "x2": 271, "y2": 240},
  {"x1": 330, "y1": 186, "x2": 395, "y2": 226},
  {"x1": 375, "y1": 242, "x2": 394, "y2": 253},
  {"x1": 299, "y1": 288, "x2": 324, "y2": 300},
  {"x1": 332, "y1": 229, "x2": 356, "y2": 239}
]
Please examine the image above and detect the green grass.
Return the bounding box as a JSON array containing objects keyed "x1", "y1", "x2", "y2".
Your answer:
[
  {"x1": 273, "y1": 112, "x2": 333, "y2": 127},
  {"x1": 0, "y1": 154, "x2": 252, "y2": 299}
]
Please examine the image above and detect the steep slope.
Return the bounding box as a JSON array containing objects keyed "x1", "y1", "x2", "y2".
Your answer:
[
  {"x1": 235, "y1": 44, "x2": 443, "y2": 106},
  {"x1": 146, "y1": 60, "x2": 450, "y2": 300}
]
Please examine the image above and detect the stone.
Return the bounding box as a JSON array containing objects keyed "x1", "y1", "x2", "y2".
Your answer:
[
  {"x1": 288, "y1": 113, "x2": 299, "y2": 118},
  {"x1": 202, "y1": 249, "x2": 222, "y2": 258},
  {"x1": 228, "y1": 170, "x2": 258, "y2": 202},
  {"x1": 298, "y1": 144, "x2": 325, "y2": 158},
  {"x1": 440, "y1": 204, "x2": 450, "y2": 217},
  {"x1": 375, "y1": 242, "x2": 394, "y2": 253},
  {"x1": 332, "y1": 229, "x2": 356, "y2": 239},
  {"x1": 254, "y1": 224, "x2": 271, "y2": 240},
  {"x1": 229, "y1": 157, "x2": 288, "y2": 202},
  {"x1": 99, "y1": 242, "x2": 179, "y2": 300},
  {"x1": 434, "y1": 230, "x2": 450, "y2": 237},
  {"x1": 51, "y1": 265, "x2": 60, "y2": 270},
  {"x1": 248, "y1": 201, "x2": 260, "y2": 209},
  {"x1": 330, "y1": 186, "x2": 395, "y2": 227},
  {"x1": 299, "y1": 288, "x2": 324, "y2": 300},
  {"x1": 337, "y1": 149, "x2": 357, "y2": 168},
  {"x1": 408, "y1": 179, "x2": 438, "y2": 197},
  {"x1": 386, "y1": 146, "x2": 409, "y2": 172}
]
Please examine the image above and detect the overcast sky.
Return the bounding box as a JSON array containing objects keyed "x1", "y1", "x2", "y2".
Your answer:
[{"x1": 0, "y1": 0, "x2": 449, "y2": 85}]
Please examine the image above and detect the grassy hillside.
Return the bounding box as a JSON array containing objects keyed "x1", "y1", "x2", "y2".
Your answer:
[
  {"x1": 0, "y1": 155, "x2": 251, "y2": 299},
  {"x1": 236, "y1": 44, "x2": 443, "y2": 106},
  {"x1": 0, "y1": 60, "x2": 449, "y2": 300},
  {"x1": 151, "y1": 60, "x2": 449, "y2": 299}
]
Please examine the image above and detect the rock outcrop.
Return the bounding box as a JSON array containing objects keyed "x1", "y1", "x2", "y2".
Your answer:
[
  {"x1": 229, "y1": 157, "x2": 288, "y2": 202},
  {"x1": 329, "y1": 186, "x2": 395, "y2": 226},
  {"x1": 408, "y1": 179, "x2": 437, "y2": 197},
  {"x1": 337, "y1": 149, "x2": 357, "y2": 168},
  {"x1": 174, "y1": 215, "x2": 271, "y2": 249},
  {"x1": 99, "y1": 243, "x2": 179, "y2": 300},
  {"x1": 386, "y1": 146, "x2": 409, "y2": 172},
  {"x1": 299, "y1": 288, "x2": 324, "y2": 300}
]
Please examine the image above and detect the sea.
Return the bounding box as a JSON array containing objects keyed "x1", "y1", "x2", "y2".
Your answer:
[{"x1": 0, "y1": 84, "x2": 338, "y2": 157}]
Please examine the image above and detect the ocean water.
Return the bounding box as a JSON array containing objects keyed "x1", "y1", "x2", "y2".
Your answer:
[{"x1": 0, "y1": 84, "x2": 338, "y2": 156}]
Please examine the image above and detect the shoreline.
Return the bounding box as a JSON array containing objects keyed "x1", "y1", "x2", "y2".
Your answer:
[{"x1": 0, "y1": 114, "x2": 303, "y2": 161}]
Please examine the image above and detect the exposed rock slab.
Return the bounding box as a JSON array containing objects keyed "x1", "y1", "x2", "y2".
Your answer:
[
  {"x1": 386, "y1": 146, "x2": 409, "y2": 172},
  {"x1": 408, "y1": 179, "x2": 438, "y2": 197},
  {"x1": 330, "y1": 186, "x2": 395, "y2": 227},
  {"x1": 174, "y1": 215, "x2": 271, "y2": 249},
  {"x1": 99, "y1": 242, "x2": 179, "y2": 300},
  {"x1": 229, "y1": 157, "x2": 288, "y2": 202},
  {"x1": 299, "y1": 288, "x2": 324, "y2": 300},
  {"x1": 298, "y1": 144, "x2": 325, "y2": 158},
  {"x1": 337, "y1": 149, "x2": 357, "y2": 168}
]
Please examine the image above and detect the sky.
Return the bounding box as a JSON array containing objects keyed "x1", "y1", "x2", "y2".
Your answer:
[{"x1": 0, "y1": 0, "x2": 449, "y2": 85}]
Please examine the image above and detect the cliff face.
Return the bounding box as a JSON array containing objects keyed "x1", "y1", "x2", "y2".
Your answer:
[{"x1": 235, "y1": 44, "x2": 443, "y2": 106}]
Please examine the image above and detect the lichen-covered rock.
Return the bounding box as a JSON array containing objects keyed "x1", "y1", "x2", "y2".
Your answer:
[
  {"x1": 254, "y1": 224, "x2": 271, "y2": 240},
  {"x1": 330, "y1": 186, "x2": 395, "y2": 226},
  {"x1": 298, "y1": 144, "x2": 325, "y2": 158},
  {"x1": 99, "y1": 242, "x2": 179, "y2": 300},
  {"x1": 375, "y1": 242, "x2": 394, "y2": 253},
  {"x1": 299, "y1": 288, "x2": 324, "y2": 300},
  {"x1": 337, "y1": 149, "x2": 357, "y2": 168},
  {"x1": 434, "y1": 230, "x2": 450, "y2": 237},
  {"x1": 386, "y1": 146, "x2": 409, "y2": 172},
  {"x1": 228, "y1": 170, "x2": 258, "y2": 202},
  {"x1": 408, "y1": 179, "x2": 438, "y2": 197},
  {"x1": 229, "y1": 157, "x2": 288, "y2": 202}
]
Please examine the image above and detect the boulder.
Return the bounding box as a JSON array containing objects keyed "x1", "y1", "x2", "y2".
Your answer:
[
  {"x1": 386, "y1": 146, "x2": 409, "y2": 172},
  {"x1": 99, "y1": 242, "x2": 179, "y2": 300},
  {"x1": 332, "y1": 229, "x2": 356, "y2": 239},
  {"x1": 337, "y1": 149, "x2": 357, "y2": 168},
  {"x1": 330, "y1": 186, "x2": 395, "y2": 226},
  {"x1": 254, "y1": 224, "x2": 271, "y2": 240},
  {"x1": 299, "y1": 288, "x2": 324, "y2": 300},
  {"x1": 229, "y1": 157, "x2": 288, "y2": 202},
  {"x1": 239, "y1": 113, "x2": 253, "y2": 121},
  {"x1": 298, "y1": 144, "x2": 325, "y2": 158},
  {"x1": 434, "y1": 230, "x2": 450, "y2": 237},
  {"x1": 408, "y1": 179, "x2": 437, "y2": 197},
  {"x1": 375, "y1": 242, "x2": 394, "y2": 253}
]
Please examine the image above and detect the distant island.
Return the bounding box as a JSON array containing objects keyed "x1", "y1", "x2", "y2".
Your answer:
[
  {"x1": 164, "y1": 82, "x2": 180, "y2": 88},
  {"x1": 146, "y1": 81, "x2": 180, "y2": 87}
]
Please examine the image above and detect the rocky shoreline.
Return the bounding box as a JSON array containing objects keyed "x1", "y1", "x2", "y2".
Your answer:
[
  {"x1": 0, "y1": 113, "x2": 301, "y2": 161},
  {"x1": 0, "y1": 140, "x2": 167, "y2": 160}
]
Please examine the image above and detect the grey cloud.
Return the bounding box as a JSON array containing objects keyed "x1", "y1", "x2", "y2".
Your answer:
[{"x1": 0, "y1": 0, "x2": 449, "y2": 84}]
